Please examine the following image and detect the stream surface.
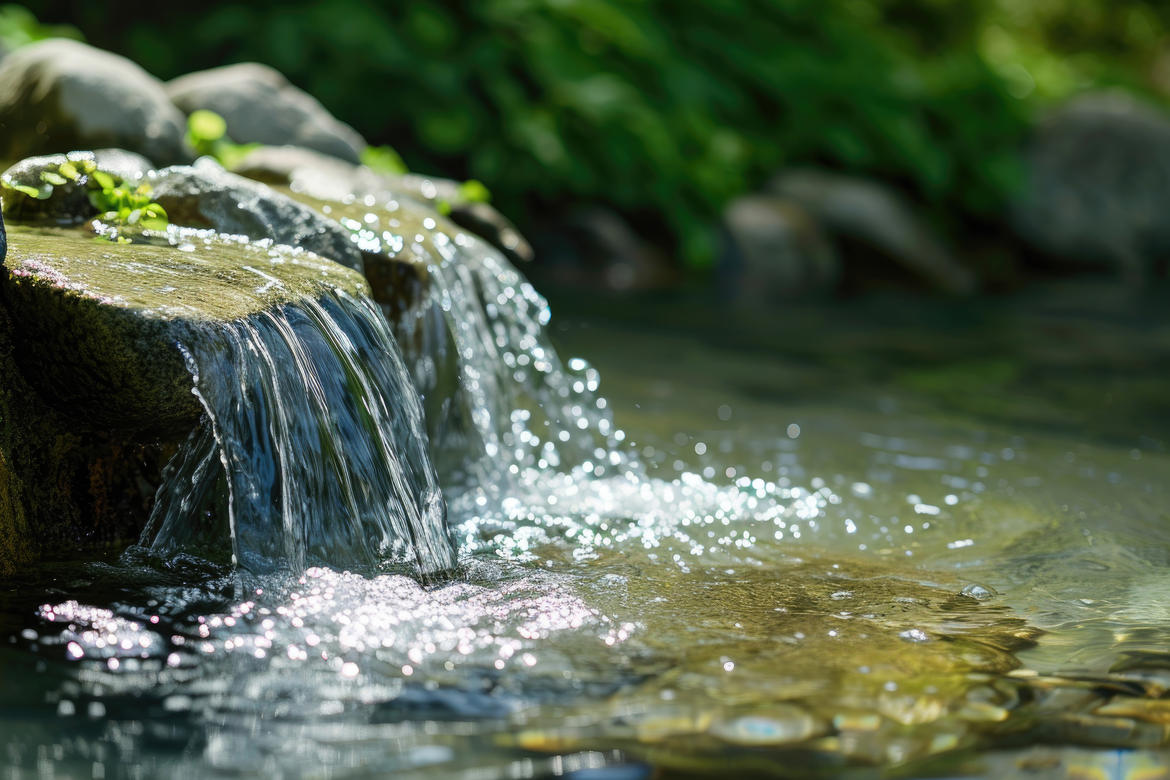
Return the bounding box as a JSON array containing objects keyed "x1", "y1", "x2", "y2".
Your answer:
[{"x1": 2, "y1": 280, "x2": 1170, "y2": 778}]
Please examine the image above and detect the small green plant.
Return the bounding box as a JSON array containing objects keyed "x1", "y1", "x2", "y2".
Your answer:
[
  {"x1": 186, "y1": 109, "x2": 258, "y2": 169},
  {"x1": 435, "y1": 179, "x2": 491, "y2": 216},
  {"x1": 458, "y1": 179, "x2": 490, "y2": 204},
  {"x1": 2, "y1": 157, "x2": 168, "y2": 235},
  {"x1": 66, "y1": 159, "x2": 168, "y2": 231},
  {"x1": 361, "y1": 145, "x2": 408, "y2": 176}
]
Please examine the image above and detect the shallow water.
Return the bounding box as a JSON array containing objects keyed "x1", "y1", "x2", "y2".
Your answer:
[{"x1": 3, "y1": 280, "x2": 1170, "y2": 777}]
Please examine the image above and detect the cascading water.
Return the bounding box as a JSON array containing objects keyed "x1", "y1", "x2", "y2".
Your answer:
[
  {"x1": 318, "y1": 196, "x2": 634, "y2": 494},
  {"x1": 139, "y1": 233, "x2": 456, "y2": 576}
]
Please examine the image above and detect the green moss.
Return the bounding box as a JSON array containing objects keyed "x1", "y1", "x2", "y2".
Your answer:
[{"x1": 0, "y1": 220, "x2": 377, "y2": 571}]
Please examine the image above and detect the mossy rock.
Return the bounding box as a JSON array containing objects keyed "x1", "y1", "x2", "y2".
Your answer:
[
  {"x1": 0, "y1": 219, "x2": 374, "y2": 574},
  {"x1": 149, "y1": 162, "x2": 365, "y2": 273},
  {"x1": 231, "y1": 144, "x2": 533, "y2": 265}
]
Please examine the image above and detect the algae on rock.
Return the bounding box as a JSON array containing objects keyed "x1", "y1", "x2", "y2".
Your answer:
[{"x1": 0, "y1": 216, "x2": 376, "y2": 572}]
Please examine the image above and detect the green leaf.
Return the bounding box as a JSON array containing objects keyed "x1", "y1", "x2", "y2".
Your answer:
[
  {"x1": 361, "y1": 145, "x2": 408, "y2": 175},
  {"x1": 5, "y1": 181, "x2": 49, "y2": 199},
  {"x1": 40, "y1": 170, "x2": 67, "y2": 186},
  {"x1": 91, "y1": 170, "x2": 115, "y2": 190},
  {"x1": 458, "y1": 179, "x2": 491, "y2": 203},
  {"x1": 214, "y1": 141, "x2": 260, "y2": 170},
  {"x1": 188, "y1": 109, "x2": 227, "y2": 143},
  {"x1": 58, "y1": 162, "x2": 80, "y2": 181}
]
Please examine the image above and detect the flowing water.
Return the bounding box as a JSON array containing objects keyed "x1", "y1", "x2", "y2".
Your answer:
[
  {"x1": 142, "y1": 287, "x2": 455, "y2": 576},
  {"x1": 3, "y1": 203, "x2": 1170, "y2": 778}
]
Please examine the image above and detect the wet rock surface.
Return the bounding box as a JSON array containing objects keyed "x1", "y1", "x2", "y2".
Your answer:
[
  {"x1": 0, "y1": 39, "x2": 191, "y2": 165},
  {"x1": 231, "y1": 144, "x2": 534, "y2": 265},
  {"x1": 149, "y1": 162, "x2": 364, "y2": 272},
  {"x1": 0, "y1": 185, "x2": 376, "y2": 572},
  {"x1": 166, "y1": 63, "x2": 366, "y2": 163}
]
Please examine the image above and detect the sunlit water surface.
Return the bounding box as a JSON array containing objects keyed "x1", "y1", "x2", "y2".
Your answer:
[{"x1": 3, "y1": 283, "x2": 1170, "y2": 778}]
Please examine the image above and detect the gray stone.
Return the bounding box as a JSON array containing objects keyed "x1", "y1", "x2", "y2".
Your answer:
[
  {"x1": 230, "y1": 144, "x2": 383, "y2": 195},
  {"x1": 86, "y1": 148, "x2": 154, "y2": 182},
  {"x1": 167, "y1": 63, "x2": 366, "y2": 164},
  {"x1": 0, "y1": 216, "x2": 375, "y2": 573},
  {"x1": 1012, "y1": 91, "x2": 1170, "y2": 279},
  {"x1": 0, "y1": 39, "x2": 192, "y2": 165},
  {"x1": 722, "y1": 195, "x2": 840, "y2": 300},
  {"x1": 768, "y1": 169, "x2": 976, "y2": 294},
  {"x1": 150, "y1": 161, "x2": 364, "y2": 273},
  {"x1": 229, "y1": 145, "x2": 534, "y2": 265}
]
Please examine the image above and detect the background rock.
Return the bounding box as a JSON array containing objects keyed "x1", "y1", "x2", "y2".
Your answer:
[
  {"x1": 150, "y1": 161, "x2": 364, "y2": 272},
  {"x1": 167, "y1": 63, "x2": 366, "y2": 163},
  {"x1": 1012, "y1": 91, "x2": 1170, "y2": 280},
  {"x1": 721, "y1": 195, "x2": 840, "y2": 300},
  {"x1": 231, "y1": 144, "x2": 384, "y2": 195},
  {"x1": 529, "y1": 207, "x2": 673, "y2": 292},
  {"x1": 0, "y1": 39, "x2": 191, "y2": 165},
  {"x1": 768, "y1": 169, "x2": 976, "y2": 294}
]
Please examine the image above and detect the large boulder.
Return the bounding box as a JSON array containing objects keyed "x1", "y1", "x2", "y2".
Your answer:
[
  {"x1": 0, "y1": 212, "x2": 375, "y2": 574},
  {"x1": 0, "y1": 39, "x2": 191, "y2": 165},
  {"x1": 1011, "y1": 91, "x2": 1170, "y2": 279},
  {"x1": 230, "y1": 144, "x2": 534, "y2": 266},
  {"x1": 721, "y1": 195, "x2": 840, "y2": 300},
  {"x1": 167, "y1": 63, "x2": 366, "y2": 164},
  {"x1": 768, "y1": 169, "x2": 976, "y2": 294},
  {"x1": 149, "y1": 161, "x2": 364, "y2": 273}
]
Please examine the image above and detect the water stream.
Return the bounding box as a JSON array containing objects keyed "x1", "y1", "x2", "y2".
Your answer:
[{"x1": 2, "y1": 204, "x2": 1170, "y2": 776}]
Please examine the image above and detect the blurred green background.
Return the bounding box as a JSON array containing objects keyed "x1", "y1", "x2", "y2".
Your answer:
[{"x1": 3, "y1": 0, "x2": 1168, "y2": 272}]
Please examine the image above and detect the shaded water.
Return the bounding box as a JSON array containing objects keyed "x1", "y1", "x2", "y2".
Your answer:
[{"x1": 3, "y1": 211, "x2": 1170, "y2": 778}]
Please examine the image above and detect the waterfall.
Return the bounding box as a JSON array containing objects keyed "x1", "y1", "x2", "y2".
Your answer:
[
  {"x1": 142, "y1": 286, "x2": 456, "y2": 577},
  {"x1": 371, "y1": 203, "x2": 636, "y2": 497}
]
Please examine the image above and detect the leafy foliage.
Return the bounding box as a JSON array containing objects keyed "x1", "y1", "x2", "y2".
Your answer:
[
  {"x1": 2, "y1": 157, "x2": 168, "y2": 234},
  {"x1": 18, "y1": 0, "x2": 1168, "y2": 268},
  {"x1": 0, "y1": 3, "x2": 79, "y2": 51}
]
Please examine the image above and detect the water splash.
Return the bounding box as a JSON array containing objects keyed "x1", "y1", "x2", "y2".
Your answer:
[
  {"x1": 302, "y1": 195, "x2": 635, "y2": 499},
  {"x1": 143, "y1": 286, "x2": 455, "y2": 576}
]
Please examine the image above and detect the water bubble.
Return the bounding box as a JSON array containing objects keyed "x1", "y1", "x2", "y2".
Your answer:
[{"x1": 960, "y1": 584, "x2": 996, "y2": 601}]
